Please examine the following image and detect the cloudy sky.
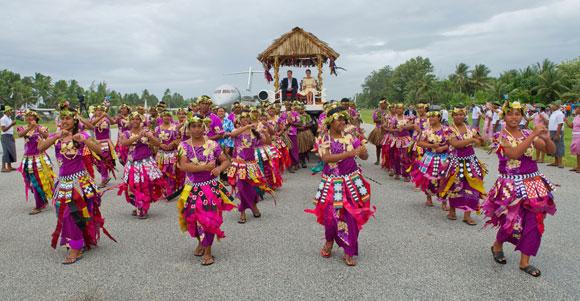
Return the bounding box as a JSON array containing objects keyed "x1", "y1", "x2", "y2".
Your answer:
[{"x1": 1, "y1": 0, "x2": 579, "y2": 100}]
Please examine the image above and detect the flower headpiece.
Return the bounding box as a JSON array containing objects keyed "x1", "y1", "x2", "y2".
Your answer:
[
  {"x1": 379, "y1": 99, "x2": 388, "y2": 105},
  {"x1": 323, "y1": 109, "x2": 350, "y2": 126},
  {"x1": 501, "y1": 100, "x2": 524, "y2": 116},
  {"x1": 452, "y1": 107, "x2": 467, "y2": 115},
  {"x1": 394, "y1": 103, "x2": 404, "y2": 109},
  {"x1": 59, "y1": 108, "x2": 78, "y2": 118},
  {"x1": 197, "y1": 95, "x2": 213, "y2": 105},
  {"x1": 24, "y1": 109, "x2": 39, "y2": 119},
  {"x1": 426, "y1": 111, "x2": 441, "y2": 117},
  {"x1": 94, "y1": 105, "x2": 106, "y2": 112},
  {"x1": 129, "y1": 111, "x2": 144, "y2": 120},
  {"x1": 160, "y1": 110, "x2": 173, "y2": 117},
  {"x1": 119, "y1": 104, "x2": 131, "y2": 113},
  {"x1": 416, "y1": 103, "x2": 430, "y2": 110},
  {"x1": 186, "y1": 113, "x2": 211, "y2": 126},
  {"x1": 4, "y1": 105, "x2": 13, "y2": 113}
]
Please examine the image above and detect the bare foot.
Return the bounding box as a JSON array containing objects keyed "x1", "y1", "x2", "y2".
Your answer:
[{"x1": 343, "y1": 255, "x2": 357, "y2": 266}]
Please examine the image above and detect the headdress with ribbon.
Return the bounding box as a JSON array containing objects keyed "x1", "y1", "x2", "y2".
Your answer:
[
  {"x1": 323, "y1": 108, "x2": 350, "y2": 126},
  {"x1": 501, "y1": 100, "x2": 524, "y2": 116},
  {"x1": 197, "y1": 95, "x2": 213, "y2": 105}
]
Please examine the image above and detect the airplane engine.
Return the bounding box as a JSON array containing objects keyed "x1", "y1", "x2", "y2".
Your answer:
[{"x1": 258, "y1": 90, "x2": 274, "y2": 102}]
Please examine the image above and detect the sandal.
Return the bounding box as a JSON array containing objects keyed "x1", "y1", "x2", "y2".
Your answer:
[
  {"x1": 62, "y1": 253, "x2": 83, "y2": 265},
  {"x1": 462, "y1": 219, "x2": 477, "y2": 226},
  {"x1": 201, "y1": 256, "x2": 215, "y2": 266},
  {"x1": 320, "y1": 244, "x2": 332, "y2": 258},
  {"x1": 29, "y1": 208, "x2": 43, "y2": 215},
  {"x1": 520, "y1": 265, "x2": 541, "y2": 277},
  {"x1": 193, "y1": 247, "x2": 203, "y2": 257},
  {"x1": 238, "y1": 216, "x2": 247, "y2": 224},
  {"x1": 131, "y1": 209, "x2": 138, "y2": 216},
  {"x1": 253, "y1": 212, "x2": 261, "y2": 218},
  {"x1": 490, "y1": 246, "x2": 506, "y2": 264},
  {"x1": 343, "y1": 256, "x2": 357, "y2": 267},
  {"x1": 447, "y1": 214, "x2": 457, "y2": 221}
]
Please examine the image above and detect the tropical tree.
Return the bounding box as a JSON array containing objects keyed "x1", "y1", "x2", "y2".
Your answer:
[{"x1": 450, "y1": 63, "x2": 469, "y2": 94}]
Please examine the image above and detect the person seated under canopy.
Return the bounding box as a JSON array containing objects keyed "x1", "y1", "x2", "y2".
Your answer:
[
  {"x1": 300, "y1": 69, "x2": 318, "y2": 104},
  {"x1": 281, "y1": 70, "x2": 298, "y2": 101}
]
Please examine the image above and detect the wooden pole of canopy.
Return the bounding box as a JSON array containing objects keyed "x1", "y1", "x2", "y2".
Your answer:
[
  {"x1": 317, "y1": 55, "x2": 323, "y2": 96},
  {"x1": 274, "y1": 56, "x2": 280, "y2": 93}
]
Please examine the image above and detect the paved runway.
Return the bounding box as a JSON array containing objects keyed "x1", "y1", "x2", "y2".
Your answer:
[{"x1": 1, "y1": 126, "x2": 579, "y2": 300}]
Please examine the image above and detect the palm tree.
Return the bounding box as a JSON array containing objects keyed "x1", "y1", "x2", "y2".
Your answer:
[
  {"x1": 450, "y1": 63, "x2": 469, "y2": 94},
  {"x1": 488, "y1": 80, "x2": 508, "y2": 101},
  {"x1": 534, "y1": 68, "x2": 568, "y2": 103},
  {"x1": 470, "y1": 64, "x2": 491, "y2": 94}
]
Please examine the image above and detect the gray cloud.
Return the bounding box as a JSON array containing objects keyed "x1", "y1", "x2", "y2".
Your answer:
[{"x1": 1, "y1": 0, "x2": 578, "y2": 100}]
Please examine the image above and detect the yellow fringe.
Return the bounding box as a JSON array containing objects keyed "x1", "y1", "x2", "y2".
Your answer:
[
  {"x1": 38, "y1": 156, "x2": 55, "y2": 200},
  {"x1": 176, "y1": 185, "x2": 191, "y2": 232}
]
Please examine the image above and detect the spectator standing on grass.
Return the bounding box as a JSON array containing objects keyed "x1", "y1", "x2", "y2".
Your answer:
[
  {"x1": 1, "y1": 106, "x2": 17, "y2": 172},
  {"x1": 547, "y1": 102, "x2": 565, "y2": 168}
]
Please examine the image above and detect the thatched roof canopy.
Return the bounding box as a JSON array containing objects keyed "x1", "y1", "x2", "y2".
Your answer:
[{"x1": 257, "y1": 27, "x2": 339, "y2": 67}]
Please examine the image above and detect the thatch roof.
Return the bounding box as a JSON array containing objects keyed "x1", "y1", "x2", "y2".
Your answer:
[{"x1": 257, "y1": 27, "x2": 339, "y2": 67}]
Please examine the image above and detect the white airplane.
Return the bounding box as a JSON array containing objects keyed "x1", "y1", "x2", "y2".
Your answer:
[
  {"x1": 224, "y1": 66, "x2": 262, "y2": 92},
  {"x1": 212, "y1": 84, "x2": 242, "y2": 107}
]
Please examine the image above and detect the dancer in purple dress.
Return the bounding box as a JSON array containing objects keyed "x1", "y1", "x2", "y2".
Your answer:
[
  {"x1": 119, "y1": 112, "x2": 166, "y2": 219},
  {"x1": 410, "y1": 111, "x2": 451, "y2": 208},
  {"x1": 38, "y1": 108, "x2": 115, "y2": 264},
  {"x1": 483, "y1": 101, "x2": 556, "y2": 277},
  {"x1": 440, "y1": 107, "x2": 486, "y2": 223},
  {"x1": 89, "y1": 105, "x2": 116, "y2": 188},
  {"x1": 176, "y1": 114, "x2": 235, "y2": 266},
  {"x1": 227, "y1": 112, "x2": 272, "y2": 224},
  {"x1": 155, "y1": 110, "x2": 180, "y2": 197},
  {"x1": 306, "y1": 107, "x2": 374, "y2": 267},
  {"x1": 16, "y1": 110, "x2": 55, "y2": 215}
]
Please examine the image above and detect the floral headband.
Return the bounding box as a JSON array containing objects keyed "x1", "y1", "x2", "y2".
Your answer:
[
  {"x1": 452, "y1": 107, "x2": 467, "y2": 115},
  {"x1": 186, "y1": 114, "x2": 211, "y2": 126},
  {"x1": 119, "y1": 104, "x2": 131, "y2": 111},
  {"x1": 323, "y1": 110, "x2": 350, "y2": 126},
  {"x1": 416, "y1": 103, "x2": 429, "y2": 109},
  {"x1": 197, "y1": 95, "x2": 213, "y2": 105},
  {"x1": 59, "y1": 108, "x2": 78, "y2": 118},
  {"x1": 501, "y1": 101, "x2": 524, "y2": 115},
  {"x1": 94, "y1": 105, "x2": 106, "y2": 111},
  {"x1": 129, "y1": 111, "x2": 144, "y2": 120},
  {"x1": 394, "y1": 103, "x2": 404, "y2": 109},
  {"x1": 160, "y1": 110, "x2": 173, "y2": 117},
  {"x1": 379, "y1": 100, "x2": 388, "y2": 105},
  {"x1": 426, "y1": 111, "x2": 441, "y2": 117},
  {"x1": 24, "y1": 109, "x2": 39, "y2": 119}
]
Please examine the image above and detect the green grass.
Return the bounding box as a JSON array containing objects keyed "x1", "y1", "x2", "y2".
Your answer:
[{"x1": 359, "y1": 108, "x2": 578, "y2": 168}]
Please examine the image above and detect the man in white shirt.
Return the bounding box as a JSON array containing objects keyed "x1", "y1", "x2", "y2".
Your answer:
[
  {"x1": 491, "y1": 102, "x2": 501, "y2": 133},
  {"x1": 471, "y1": 105, "x2": 482, "y2": 130},
  {"x1": 548, "y1": 102, "x2": 565, "y2": 168},
  {"x1": 441, "y1": 106, "x2": 449, "y2": 125},
  {"x1": 1, "y1": 106, "x2": 17, "y2": 172}
]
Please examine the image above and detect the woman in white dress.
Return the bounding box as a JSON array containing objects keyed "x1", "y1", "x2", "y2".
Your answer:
[{"x1": 300, "y1": 69, "x2": 318, "y2": 104}]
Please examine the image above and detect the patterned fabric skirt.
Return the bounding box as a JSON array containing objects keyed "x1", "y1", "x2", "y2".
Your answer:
[
  {"x1": 305, "y1": 170, "x2": 375, "y2": 256},
  {"x1": 273, "y1": 136, "x2": 292, "y2": 172},
  {"x1": 482, "y1": 172, "x2": 556, "y2": 256},
  {"x1": 94, "y1": 140, "x2": 117, "y2": 180},
  {"x1": 410, "y1": 151, "x2": 449, "y2": 198},
  {"x1": 115, "y1": 141, "x2": 129, "y2": 165},
  {"x1": 20, "y1": 154, "x2": 55, "y2": 209},
  {"x1": 177, "y1": 178, "x2": 236, "y2": 246},
  {"x1": 119, "y1": 156, "x2": 166, "y2": 214},
  {"x1": 255, "y1": 145, "x2": 283, "y2": 189},
  {"x1": 227, "y1": 160, "x2": 272, "y2": 212},
  {"x1": 51, "y1": 170, "x2": 115, "y2": 249},
  {"x1": 156, "y1": 149, "x2": 178, "y2": 195},
  {"x1": 440, "y1": 154, "x2": 487, "y2": 211},
  {"x1": 367, "y1": 127, "x2": 384, "y2": 146},
  {"x1": 297, "y1": 129, "x2": 315, "y2": 153},
  {"x1": 380, "y1": 133, "x2": 394, "y2": 170},
  {"x1": 391, "y1": 136, "x2": 413, "y2": 177}
]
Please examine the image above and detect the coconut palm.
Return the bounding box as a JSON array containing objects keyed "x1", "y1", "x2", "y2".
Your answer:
[
  {"x1": 470, "y1": 64, "x2": 491, "y2": 94},
  {"x1": 534, "y1": 68, "x2": 568, "y2": 103},
  {"x1": 450, "y1": 63, "x2": 470, "y2": 94}
]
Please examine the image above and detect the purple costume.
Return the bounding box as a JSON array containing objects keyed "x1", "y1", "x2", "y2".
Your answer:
[
  {"x1": 483, "y1": 129, "x2": 556, "y2": 256},
  {"x1": 18, "y1": 126, "x2": 55, "y2": 209},
  {"x1": 306, "y1": 133, "x2": 374, "y2": 257}
]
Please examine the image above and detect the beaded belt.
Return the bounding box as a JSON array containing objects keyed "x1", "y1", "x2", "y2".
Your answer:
[
  {"x1": 185, "y1": 177, "x2": 219, "y2": 187},
  {"x1": 322, "y1": 169, "x2": 361, "y2": 179},
  {"x1": 499, "y1": 171, "x2": 541, "y2": 180},
  {"x1": 58, "y1": 170, "x2": 88, "y2": 181}
]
